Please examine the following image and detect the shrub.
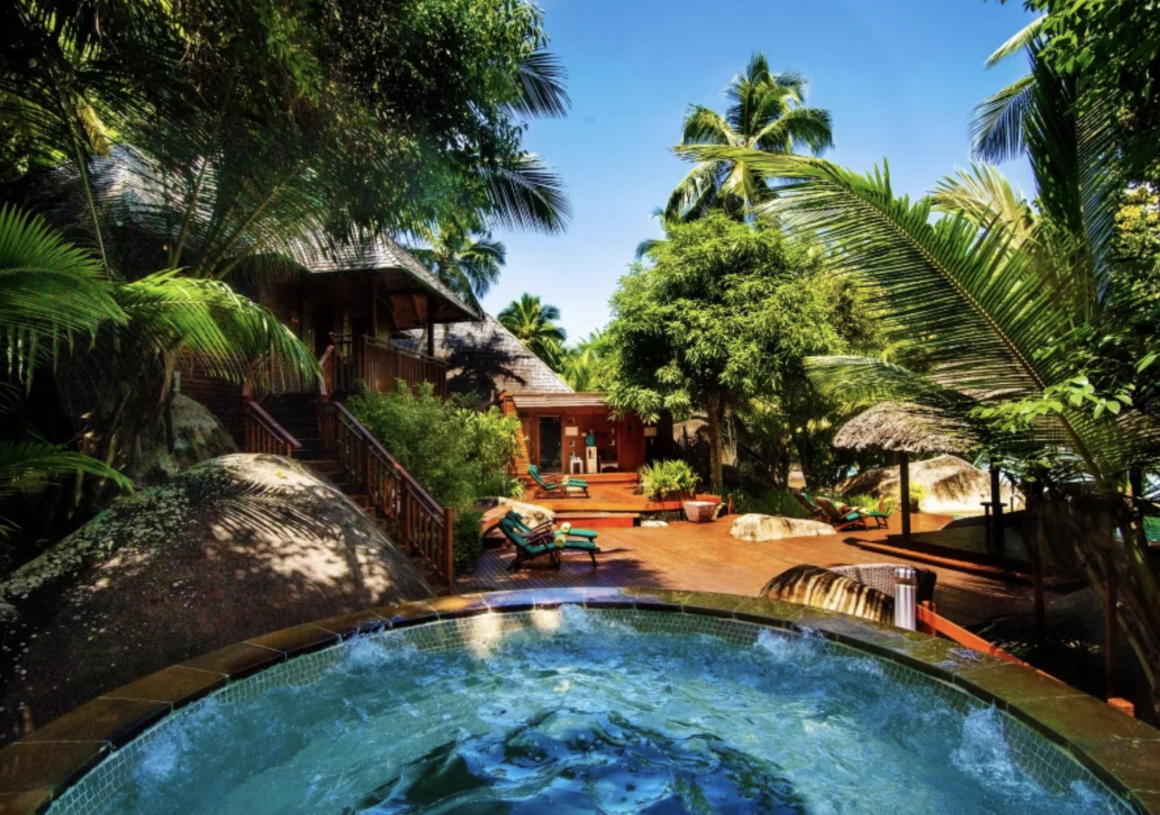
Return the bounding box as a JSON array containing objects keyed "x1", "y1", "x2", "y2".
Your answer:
[
  {"x1": 453, "y1": 510, "x2": 484, "y2": 574},
  {"x1": 638, "y1": 460, "x2": 699, "y2": 501},
  {"x1": 346, "y1": 383, "x2": 522, "y2": 573},
  {"x1": 908, "y1": 483, "x2": 926, "y2": 513}
]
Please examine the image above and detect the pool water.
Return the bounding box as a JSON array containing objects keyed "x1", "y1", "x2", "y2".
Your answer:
[{"x1": 88, "y1": 608, "x2": 1115, "y2": 814}]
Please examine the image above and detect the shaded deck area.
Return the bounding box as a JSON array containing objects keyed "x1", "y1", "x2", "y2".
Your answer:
[{"x1": 461, "y1": 512, "x2": 1055, "y2": 629}]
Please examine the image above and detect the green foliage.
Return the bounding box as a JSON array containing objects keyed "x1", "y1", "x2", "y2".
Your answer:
[
  {"x1": 346, "y1": 384, "x2": 522, "y2": 571},
  {"x1": 637, "y1": 460, "x2": 699, "y2": 501},
  {"x1": 0, "y1": 0, "x2": 571, "y2": 239},
  {"x1": 558, "y1": 330, "x2": 613, "y2": 392},
  {"x1": 498, "y1": 293, "x2": 567, "y2": 368},
  {"x1": 605, "y1": 212, "x2": 848, "y2": 491},
  {"x1": 408, "y1": 217, "x2": 506, "y2": 309},
  {"x1": 842, "y1": 492, "x2": 894, "y2": 516},
  {"x1": 907, "y1": 483, "x2": 926, "y2": 514},
  {"x1": 1019, "y1": 0, "x2": 1160, "y2": 185},
  {"x1": 453, "y1": 510, "x2": 485, "y2": 575},
  {"x1": 733, "y1": 489, "x2": 811, "y2": 519}
]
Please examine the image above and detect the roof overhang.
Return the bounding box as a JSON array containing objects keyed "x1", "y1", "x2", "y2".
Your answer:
[{"x1": 509, "y1": 392, "x2": 609, "y2": 410}]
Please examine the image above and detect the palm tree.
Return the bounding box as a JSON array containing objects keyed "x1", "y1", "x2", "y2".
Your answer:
[
  {"x1": 665, "y1": 53, "x2": 833, "y2": 223},
  {"x1": 680, "y1": 33, "x2": 1160, "y2": 709},
  {"x1": 0, "y1": 204, "x2": 133, "y2": 531},
  {"x1": 559, "y1": 330, "x2": 609, "y2": 391},
  {"x1": 409, "y1": 219, "x2": 506, "y2": 309},
  {"x1": 498, "y1": 293, "x2": 567, "y2": 368}
]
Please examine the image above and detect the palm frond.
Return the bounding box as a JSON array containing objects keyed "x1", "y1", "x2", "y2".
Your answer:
[
  {"x1": 754, "y1": 106, "x2": 834, "y2": 155},
  {"x1": 117, "y1": 271, "x2": 318, "y2": 387},
  {"x1": 930, "y1": 163, "x2": 1035, "y2": 247},
  {"x1": 971, "y1": 73, "x2": 1036, "y2": 163},
  {"x1": 985, "y1": 16, "x2": 1048, "y2": 69},
  {"x1": 477, "y1": 153, "x2": 571, "y2": 234},
  {"x1": 681, "y1": 105, "x2": 733, "y2": 146},
  {"x1": 508, "y1": 49, "x2": 570, "y2": 119},
  {"x1": 0, "y1": 203, "x2": 124, "y2": 379}
]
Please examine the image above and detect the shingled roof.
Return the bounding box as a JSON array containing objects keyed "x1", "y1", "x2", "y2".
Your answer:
[{"x1": 398, "y1": 312, "x2": 572, "y2": 403}]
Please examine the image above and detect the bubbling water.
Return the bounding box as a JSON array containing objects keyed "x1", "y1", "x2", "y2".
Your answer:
[{"x1": 81, "y1": 608, "x2": 1115, "y2": 815}]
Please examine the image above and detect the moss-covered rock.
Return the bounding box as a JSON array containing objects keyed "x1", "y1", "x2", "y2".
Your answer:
[{"x1": 0, "y1": 454, "x2": 431, "y2": 743}]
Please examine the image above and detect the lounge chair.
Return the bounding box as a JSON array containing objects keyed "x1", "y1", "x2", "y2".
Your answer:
[
  {"x1": 815, "y1": 496, "x2": 870, "y2": 532},
  {"x1": 527, "y1": 464, "x2": 590, "y2": 498},
  {"x1": 504, "y1": 512, "x2": 602, "y2": 567},
  {"x1": 497, "y1": 518, "x2": 561, "y2": 571},
  {"x1": 793, "y1": 490, "x2": 826, "y2": 520},
  {"x1": 505, "y1": 511, "x2": 598, "y2": 542}
]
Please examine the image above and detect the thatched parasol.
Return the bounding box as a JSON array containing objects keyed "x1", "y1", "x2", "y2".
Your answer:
[
  {"x1": 833, "y1": 402, "x2": 975, "y2": 456},
  {"x1": 834, "y1": 403, "x2": 978, "y2": 541}
]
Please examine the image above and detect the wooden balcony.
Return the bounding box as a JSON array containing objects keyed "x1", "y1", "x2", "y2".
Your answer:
[{"x1": 323, "y1": 335, "x2": 447, "y2": 398}]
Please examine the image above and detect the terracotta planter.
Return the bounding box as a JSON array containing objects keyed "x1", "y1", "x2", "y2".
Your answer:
[{"x1": 683, "y1": 500, "x2": 716, "y2": 523}]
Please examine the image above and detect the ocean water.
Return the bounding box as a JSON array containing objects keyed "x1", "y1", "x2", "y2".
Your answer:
[{"x1": 81, "y1": 608, "x2": 1116, "y2": 814}]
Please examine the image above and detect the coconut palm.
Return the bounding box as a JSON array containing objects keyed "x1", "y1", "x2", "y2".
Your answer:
[
  {"x1": 665, "y1": 53, "x2": 832, "y2": 223},
  {"x1": 498, "y1": 293, "x2": 567, "y2": 368},
  {"x1": 409, "y1": 220, "x2": 506, "y2": 309},
  {"x1": 559, "y1": 331, "x2": 609, "y2": 391}
]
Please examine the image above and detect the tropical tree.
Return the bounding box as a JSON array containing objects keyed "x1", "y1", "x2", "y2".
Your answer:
[
  {"x1": 498, "y1": 293, "x2": 567, "y2": 368},
  {"x1": 604, "y1": 213, "x2": 846, "y2": 493},
  {"x1": 681, "y1": 29, "x2": 1160, "y2": 708},
  {"x1": 408, "y1": 218, "x2": 507, "y2": 308},
  {"x1": 558, "y1": 331, "x2": 612, "y2": 392},
  {"x1": 665, "y1": 53, "x2": 832, "y2": 223}
]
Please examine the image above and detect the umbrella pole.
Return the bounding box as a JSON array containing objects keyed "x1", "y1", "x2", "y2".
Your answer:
[{"x1": 899, "y1": 452, "x2": 911, "y2": 543}]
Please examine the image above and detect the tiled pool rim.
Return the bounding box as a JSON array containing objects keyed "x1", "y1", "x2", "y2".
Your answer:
[{"x1": 1, "y1": 588, "x2": 1157, "y2": 815}]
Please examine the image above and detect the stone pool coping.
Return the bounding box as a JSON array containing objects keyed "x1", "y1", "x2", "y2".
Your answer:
[{"x1": 1, "y1": 587, "x2": 1157, "y2": 815}]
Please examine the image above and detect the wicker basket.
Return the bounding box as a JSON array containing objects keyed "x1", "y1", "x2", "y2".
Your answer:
[{"x1": 683, "y1": 500, "x2": 717, "y2": 524}]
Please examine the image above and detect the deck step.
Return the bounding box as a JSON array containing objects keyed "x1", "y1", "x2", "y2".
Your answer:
[{"x1": 555, "y1": 512, "x2": 639, "y2": 529}]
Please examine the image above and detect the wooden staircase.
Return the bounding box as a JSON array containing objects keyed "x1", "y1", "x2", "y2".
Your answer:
[{"x1": 254, "y1": 393, "x2": 457, "y2": 595}]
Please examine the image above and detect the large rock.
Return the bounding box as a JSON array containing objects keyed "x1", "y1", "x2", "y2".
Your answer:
[
  {"x1": 133, "y1": 394, "x2": 238, "y2": 484},
  {"x1": 759, "y1": 564, "x2": 893, "y2": 625},
  {"x1": 730, "y1": 514, "x2": 837, "y2": 541},
  {"x1": 0, "y1": 454, "x2": 431, "y2": 743},
  {"x1": 839, "y1": 454, "x2": 1018, "y2": 515}
]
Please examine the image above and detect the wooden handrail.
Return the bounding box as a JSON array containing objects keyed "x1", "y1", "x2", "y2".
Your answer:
[
  {"x1": 243, "y1": 400, "x2": 302, "y2": 457},
  {"x1": 917, "y1": 603, "x2": 1029, "y2": 667},
  {"x1": 322, "y1": 400, "x2": 455, "y2": 591},
  {"x1": 333, "y1": 403, "x2": 443, "y2": 513},
  {"x1": 318, "y1": 344, "x2": 335, "y2": 398}
]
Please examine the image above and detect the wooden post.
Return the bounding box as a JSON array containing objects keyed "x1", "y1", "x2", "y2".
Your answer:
[
  {"x1": 444, "y1": 507, "x2": 456, "y2": 594},
  {"x1": 990, "y1": 464, "x2": 1004, "y2": 554},
  {"x1": 370, "y1": 277, "x2": 378, "y2": 338},
  {"x1": 401, "y1": 481, "x2": 412, "y2": 552},
  {"x1": 1105, "y1": 550, "x2": 1118, "y2": 699},
  {"x1": 899, "y1": 452, "x2": 911, "y2": 543},
  {"x1": 1032, "y1": 512, "x2": 1046, "y2": 656},
  {"x1": 426, "y1": 295, "x2": 436, "y2": 358}
]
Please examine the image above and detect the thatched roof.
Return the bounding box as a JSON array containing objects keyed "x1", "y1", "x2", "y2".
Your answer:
[
  {"x1": 833, "y1": 402, "x2": 975, "y2": 455},
  {"x1": 397, "y1": 312, "x2": 571, "y2": 403}
]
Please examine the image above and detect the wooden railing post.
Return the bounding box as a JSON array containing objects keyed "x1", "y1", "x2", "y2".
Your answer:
[
  {"x1": 401, "y1": 478, "x2": 412, "y2": 552},
  {"x1": 443, "y1": 507, "x2": 455, "y2": 593}
]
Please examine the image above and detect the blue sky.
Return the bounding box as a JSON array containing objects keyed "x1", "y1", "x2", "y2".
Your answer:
[{"x1": 482, "y1": 0, "x2": 1038, "y2": 340}]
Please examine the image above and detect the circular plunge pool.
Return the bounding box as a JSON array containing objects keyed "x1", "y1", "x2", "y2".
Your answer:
[{"x1": 49, "y1": 604, "x2": 1128, "y2": 815}]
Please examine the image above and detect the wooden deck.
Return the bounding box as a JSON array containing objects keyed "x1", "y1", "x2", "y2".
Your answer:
[
  {"x1": 461, "y1": 512, "x2": 1056, "y2": 629},
  {"x1": 530, "y1": 478, "x2": 721, "y2": 515}
]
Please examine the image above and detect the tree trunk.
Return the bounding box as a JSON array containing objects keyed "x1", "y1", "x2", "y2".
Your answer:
[{"x1": 706, "y1": 392, "x2": 726, "y2": 494}]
